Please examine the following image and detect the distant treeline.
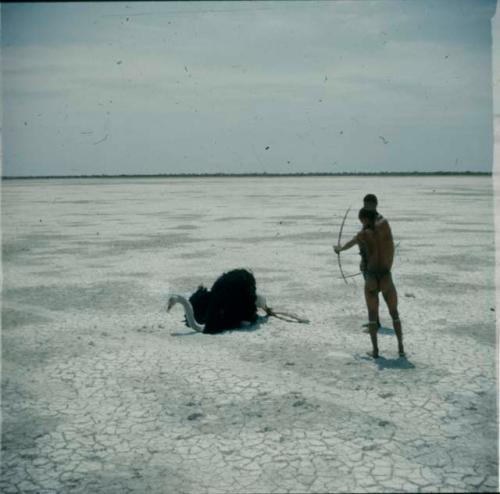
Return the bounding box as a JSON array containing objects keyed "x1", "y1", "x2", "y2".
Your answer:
[{"x1": 1, "y1": 171, "x2": 492, "y2": 180}]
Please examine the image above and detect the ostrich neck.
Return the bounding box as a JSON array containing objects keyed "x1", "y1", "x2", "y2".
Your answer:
[{"x1": 176, "y1": 296, "x2": 204, "y2": 332}]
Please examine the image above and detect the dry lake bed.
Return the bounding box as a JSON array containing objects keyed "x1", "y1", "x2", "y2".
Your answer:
[{"x1": 1, "y1": 176, "x2": 498, "y2": 493}]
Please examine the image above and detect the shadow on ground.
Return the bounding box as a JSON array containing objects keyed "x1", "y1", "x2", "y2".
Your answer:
[
  {"x1": 170, "y1": 315, "x2": 270, "y2": 336},
  {"x1": 354, "y1": 353, "x2": 416, "y2": 370},
  {"x1": 374, "y1": 356, "x2": 415, "y2": 370}
]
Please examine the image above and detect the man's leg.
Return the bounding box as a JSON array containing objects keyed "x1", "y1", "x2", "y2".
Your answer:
[
  {"x1": 364, "y1": 279, "x2": 380, "y2": 358},
  {"x1": 381, "y1": 275, "x2": 405, "y2": 357},
  {"x1": 362, "y1": 272, "x2": 381, "y2": 329}
]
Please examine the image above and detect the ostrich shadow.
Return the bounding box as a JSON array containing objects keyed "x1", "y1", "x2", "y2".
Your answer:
[{"x1": 170, "y1": 315, "x2": 270, "y2": 337}]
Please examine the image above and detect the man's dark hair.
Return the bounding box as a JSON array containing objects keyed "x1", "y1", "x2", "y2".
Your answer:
[
  {"x1": 363, "y1": 194, "x2": 378, "y2": 206},
  {"x1": 359, "y1": 207, "x2": 377, "y2": 224}
]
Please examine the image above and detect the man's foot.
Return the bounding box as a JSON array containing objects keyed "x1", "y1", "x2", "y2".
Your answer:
[
  {"x1": 366, "y1": 351, "x2": 380, "y2": 359},
  {"x1": 362, "y1": 322, "x2": 381, "y2": 329},
  {"x1": 399, "y1": 351, "x2": 406, "y2": 358}
]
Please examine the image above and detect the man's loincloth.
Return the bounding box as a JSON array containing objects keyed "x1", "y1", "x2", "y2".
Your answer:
[{"x1": 363, "y1": 269, "x2": 391, "y2": 283}]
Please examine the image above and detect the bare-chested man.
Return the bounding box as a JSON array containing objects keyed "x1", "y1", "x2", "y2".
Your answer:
[
  {"x1": 360, "y1": 194, "x2": 383, "y2": 329},
  {"x1": 359, "y1": 194, "x2": 383, "y2": 274},
  {"x1": 334, "y1": 208, "x2": 405, "y2": 359}
]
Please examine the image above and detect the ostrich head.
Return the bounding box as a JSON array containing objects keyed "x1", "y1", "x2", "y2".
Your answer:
[{"x1": 166, "y1": 294, "x2": 182, "y2": 312}]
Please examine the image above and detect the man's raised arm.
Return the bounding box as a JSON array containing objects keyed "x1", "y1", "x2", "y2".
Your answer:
[{"x1": 334, "y1": 235, "x2": 359, "y2": 254}]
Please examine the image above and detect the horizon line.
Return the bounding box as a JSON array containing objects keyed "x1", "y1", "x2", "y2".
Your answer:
[{"x1": 1, "y1": 171, "x2": 492, "y2": 180}]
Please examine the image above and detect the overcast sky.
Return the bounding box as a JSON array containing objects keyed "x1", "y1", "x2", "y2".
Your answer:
[{"x1": 1, "y1": 0, "x2": 498, "y2": 176}]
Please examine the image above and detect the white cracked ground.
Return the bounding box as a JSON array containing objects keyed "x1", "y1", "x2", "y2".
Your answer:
[{"x1": 1, "y1": 176, "x2": 497, "y2": 493}]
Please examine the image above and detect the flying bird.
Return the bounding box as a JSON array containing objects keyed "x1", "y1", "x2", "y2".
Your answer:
[
  {"x1": 379, "y1": 135, "x2": 389, "y2": 144},
  {"x1": 93, "y1": 134, "x2": 109, "y2": 145}
]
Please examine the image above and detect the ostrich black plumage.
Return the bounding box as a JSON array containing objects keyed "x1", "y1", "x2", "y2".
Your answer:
[{"x1": 168, "y1": 269, "x2": 263, "y2": 334}]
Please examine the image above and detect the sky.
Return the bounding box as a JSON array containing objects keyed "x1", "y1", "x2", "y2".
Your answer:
[{"x1": 1, "y1": 0, "x2": 498, "y2": 176}]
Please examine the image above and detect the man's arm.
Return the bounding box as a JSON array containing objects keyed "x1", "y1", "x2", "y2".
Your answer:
[{"x1": 334, "y1": 235, "x2": 359, "y2": 254}]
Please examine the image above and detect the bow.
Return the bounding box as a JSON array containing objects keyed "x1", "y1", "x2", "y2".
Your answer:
[{"x1": 335, "y1": 206, "x2": 351, "y2": 284}]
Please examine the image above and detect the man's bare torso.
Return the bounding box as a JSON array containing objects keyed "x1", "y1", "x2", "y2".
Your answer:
[{"x1": 357, "y1": 219, "x2": 394, "y2": 273}]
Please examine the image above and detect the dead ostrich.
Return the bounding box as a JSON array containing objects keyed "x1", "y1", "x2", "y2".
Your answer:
[{"x1": 167, "y1": 268, "x2": 307, "y2": 334}]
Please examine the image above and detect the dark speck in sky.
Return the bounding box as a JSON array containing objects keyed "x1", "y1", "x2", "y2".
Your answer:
[
  {"x1": 93, "y1": 134, "x2": 109, "y2": 145},
  {"x1": 2, "y1": 2, "x2": 491, "y2": 177}
]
